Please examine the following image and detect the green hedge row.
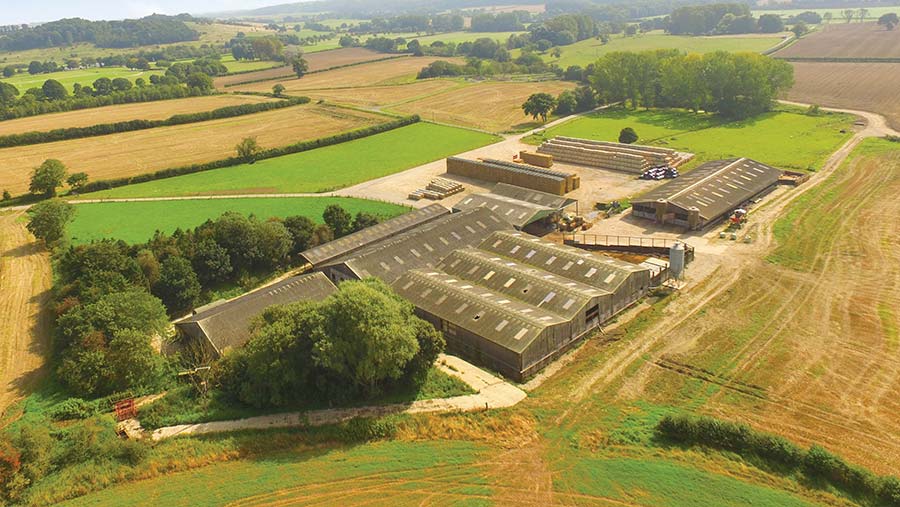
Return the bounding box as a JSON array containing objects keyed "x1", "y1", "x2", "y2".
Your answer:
[
  {"x1": 77, "y1": 114, "x2": 421, "y2": 194},
  {"x1": 0, "y1": 97, "x2": 310, "y2": 149},
  {"x1": 222, "y1": 55, "x2": 408, "y2": 88},
  {"x1": 657, "y1": 413, "x2": 900, "y2": 506}
]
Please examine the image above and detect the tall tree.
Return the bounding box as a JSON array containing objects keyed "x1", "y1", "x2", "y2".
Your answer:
[
  {"x1": 323, "y1": 204, "x2": 352, "y2": 237},
  {"x1": 153, "y1": 256, "x2": 201, "y2": 314},
  {"x1": 41, "y1": 79, "x2": 67, "y2": 101},
  {"x1": 878, "y1": 13, "x2": 899, "y2": 30},
  {"x1": 26, "y1": 198, "x2": 75, "y2": 244},
  {"x1": 235, "y1": 137, "x2": 261, "y2": 164},
  {"x1": 29, "y1": 159, "x2": 67, "y2": 197},
  {"x1": 292, "y1": 57, "x2": 309, "y2": 78},
  {"x1": 522, "y1": 93, "x2": 556, "y2": 122}
]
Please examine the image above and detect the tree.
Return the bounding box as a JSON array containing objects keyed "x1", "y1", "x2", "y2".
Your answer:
[
  {"x1": 310, "y1": 224, "x2": 333, "y2": 247},
  {"x1": 66, "y1": 172, "x2": 88, "y2": 191},
  {"x1": 758, "y1": 14, "x2": 785, "y2": 33},
  {"x1": 0, "y1": 82, "x2": 19, "y2": 104},
  {"x1": 110, "y1": 77, "x2": 132, "y2": 92},
  {"x1": 235, "y1": 137, "x2": 261, "y2": 164},
  {"x1": 272, "y1": 83, "x2": 285, "y2": 97},
  {"x1": 823, "y1": 12, "x2": 833, "y2": 23},
  {"x1": 2, "y1": 65, "x2": 14, "y2": 78},
  {"x1": 858, "y1": 8, "x2": 869, "y2": 22},
  {"x1": 339, "y1": 35, "x2": 356, "y2": 47},
  {"x1": 554, "y1": 90, "x2": 577, "y2": 116},
  {"x1": 407, "y1": 39, "x2": 423, "y2": 56},
  {"x1": 27, "y1": 61, "x2": 42, "y2": 75},
  {"x1": 107, "y1": 328, "x2": 167, "y2": 391},
  {"x1": 26, "y1": 198, "x2": 75, "y2": 244},
  {"x1": 842, "y1": 9, "x2": 856, "y2": 23},
  {"x1": 185, "y1": 72, "x2": 213, "y2": 91},
  {"x1": 29, "y1": 159, "x2": 67, "y2": 197},
  {"x1": 92, "y1": 77, "x2": 112, "y2": 95},
  {"x1": 791, "y1": 22, "x2": 809, "y2": 38},
  {"x1": 190, "y1": 238, "x2": 232, "y2": 284},
  {"x1": 625, "y1": 24, "x2": 638, "y2": 36},
  {"x1": 41, "y1": 79, "x2": 67, "y2": 101},
  {"x1": 574, "y1": 85, "x2": 597, "y2": 112},
  {"x1": 618, "y1": 127, "x2": 638, "y2": 144},
  {"x1": 283, "y1": 215, "x2": 317, "y2": 255},
  {"x1": 522, "y1": 93, "x2": 556, "y2": 122},
  {"x1": 153, "y1": 256, "x2": 200, "y2": 314},
  {"x1": 323, "y1": 204, "x2": 352, "y2": 237},
  {"x1": 878, "y1": 13, "x2": 899, "y2": 30},
  {"x1": 2, "y1": 190, "x2": 10, "y2": 201},
  {"x1": 292, "y1": 57, "x2": 309, "y2": 78},
  {"x1": 352, "y1": 212, "x2": 380, "y2": 232}
]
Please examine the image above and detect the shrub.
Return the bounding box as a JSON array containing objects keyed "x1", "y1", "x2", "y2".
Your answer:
[
  {"x1": 618, "y1": 127, "x2": 638, "y2": 144},
  {"x1": 48, "y1": 398, "x2": 98, "y2": 421}
]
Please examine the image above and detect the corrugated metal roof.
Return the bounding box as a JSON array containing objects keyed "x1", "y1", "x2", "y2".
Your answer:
[
  {"x1": 340, "y1": 207, "x2": 513, "y2": 284},
  {"x1": 478, "y1": 231, "x2": 646, "y2": 294},
  {"x1": 300, "y1": 204, "x2": 450, "y2": 267},
  {"x1": 393, "y1": 269, "x2": 567, "y2": 353},
  {"x1": 437, "y1": 247, "x2": 610, "y2": 319},
  {"x1": 633, "y1": 158, "x2": 782, "y2": 221},
  {"x1": 175, "y1": 272, "x2": 337, "y2": 354},
  {"x1": 452, "y1": 193, "x2": 557, "y2": 228},
  {"x1": 490, "y1": 183, "x2": 577, "y2": 209}
]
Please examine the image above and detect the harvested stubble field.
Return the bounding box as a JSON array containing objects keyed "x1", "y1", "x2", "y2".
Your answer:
[
  {"x1": 0, "y1": 94, "x2": 277, "y2": 136},
  {"x1": 0, "y1": 105, "x2": 384, "y2": 194},
  {"x1": 213, "y1": 48, "x2": 397, "y2": 88},
  {"x1": 67, "y1": 197, "x2": 410, "y2": 245},
  {"x1": 233, "y1": 56, "x2": 461, "y2": 93},
  {"x1": 391, "y1": 80, "x2": 578, "y2": 132},
  {"x1": 787, "y1": 62, "x2": 900, "y2": 130},
  {"x1": 775, "y1": 22, "x2": 900, "y2": 59},
  {"x1": 305, "y1": 80, "x2": 462, "y2": 108},
  {"x1": 79, "y1": 122, "x2": 499, "y2": 198},
  {"x1": 619, "y1": 139, "x2": 900, "y2": 475}
]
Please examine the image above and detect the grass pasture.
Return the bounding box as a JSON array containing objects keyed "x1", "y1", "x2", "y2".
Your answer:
[
  {"x1": 525, "y1": 107, "x2": 854, "y2": 171},
  {"x1": 66, "y1": 197, "x2": 410, "y2": 245},
  {"x1": 775, "y1": 21, "x2": 900, "y2": 59},
  {"x1": 79, "y1": 122, "x2": 499, "y2": 198},
  {"x1": 0, "y1": 94, "x2": 277, "y2": 136},
  {"x1": 410, "y1": 30, "x2": 526, "y2": 45},
  {"x1": 0, "y1": 104, "x2": 385, "y2": 194},
  {"x1": 787, "y1": 62, "x2": 900, "y2": 131},
  {"x1": 0, "y1": 67, "x2": 163, "y2": 92},
  {"x1": 390, "y1": 80, "x2": 577, "y2": 132},
  {"x1": 539, "y1": 31, "x2": 788, "y2": 68}
]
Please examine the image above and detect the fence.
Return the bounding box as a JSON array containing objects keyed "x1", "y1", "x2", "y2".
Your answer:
[{"x1": 563, "y1": 234, "x2": 695, "y2": 263}]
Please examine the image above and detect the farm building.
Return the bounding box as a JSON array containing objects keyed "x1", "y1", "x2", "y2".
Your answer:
[
  {"x1": 174, "y1": 272, "x2": 337, "y2": 357},
  {"x1": 451, "y1": 183, "x2": 577, "y2": 230},
  {"x1": 446, "y1": 157, "x2": 578, "y2": 195},
  {"x1": 300, "y1": 203, "x2": 450, "y2": 269},
  {"x1": 393, "y1": 230, "x2": 652, "y2": 380},
  {"x1": 631, "y1": 158, "x2": 783, "y2": 229}
]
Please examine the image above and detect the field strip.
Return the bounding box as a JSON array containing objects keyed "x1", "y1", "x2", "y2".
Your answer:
[
  {"x1": 0, "y1": 212, "x2": 51, "y2": 416},
  {"x1": 147, "y1": 354, "x2": 526, "y2": 441}
]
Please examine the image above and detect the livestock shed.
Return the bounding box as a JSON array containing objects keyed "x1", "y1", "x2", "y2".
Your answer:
[
  {"x1": 174, "y1": 272, "x2": 337, "y2": 357},
  {"x1": 451, "y1": 183, "x2": 577, "y2": 230},
  {"x1": 320, "y1": 207, "x2": 512, "y2": 284},
  {"x1": 300, "y1": 203, "x2": 450, "y2": 269},
  {"x1": 631, "y1": 158, "x2": 783, "y2": 229},
  {"x1": 393, "y1": 230, "x2": 651, "y2": 380}
]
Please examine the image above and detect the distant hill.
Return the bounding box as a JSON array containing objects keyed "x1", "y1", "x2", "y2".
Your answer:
[
  {"x1": 0, "y1": 14, "x2": 199, "y2": 51},
  {"x1": 205, "y1": 0, "x2": 544, "y2": 19}
]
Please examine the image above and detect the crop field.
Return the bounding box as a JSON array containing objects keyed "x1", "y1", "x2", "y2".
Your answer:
[
  {"x1": 787, "y1": 62, "x2": 900, "y2": 130},
  {"x1": 775, "y1": 22, "x2": 900, "y2": 59},
  {"x1": 525, "y1": 107, "x2": 854, "y2": 171},
  {"x1": 390, "y1": 80, "x2": 577, "y2": 132},
  {"x1": 540, "y1": 31, "x2": 787, "y2": 68},
  {"x1": 214, "y1": 48, "x2": 396, "y2": 88},
  {"x1": 0, "y1": 94, "x2": 276, "y2": 136},
  {"x1": 305, "y1": 80, "x2": 462, "y2": 108},
  {"x1": 79, "y1": 122, "x2": 499, "y2": 198},
  {"x1": 0, "y1": 67, "x2": 163, "y2": 92},
  {"x1": 751, "y1": 6, "x2": 900, "y2": 20},
  {"x1": 0, "y1": 105, "x2": 384, "y2": 194},
  {"x1": 67, "y1": 197, "x2": 409, "y2": 245},
  {"x1": 233, "y1": 56, "x2": 460, "y2": 92}
]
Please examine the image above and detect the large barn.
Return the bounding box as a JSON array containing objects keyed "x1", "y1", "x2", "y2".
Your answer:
[
  {"x1": 631, "y1": 158, "x2": 783, "y2": 229},
  {"x1": 174, "y1": 272, "x2": 337, "y2": 357},
  {"x1": 451, "y1": 183, "x2": 577, "y2": 231}
]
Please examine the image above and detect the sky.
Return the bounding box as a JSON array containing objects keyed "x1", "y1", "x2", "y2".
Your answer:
[{"x1": 0, "y1": 0, "x2": 286, "y2": 25}]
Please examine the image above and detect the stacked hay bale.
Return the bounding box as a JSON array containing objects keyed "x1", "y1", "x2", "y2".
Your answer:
[
  {"x1": 446, "y1": 157, "x2": 575, "y2": 195},
  {"x1": 537, "y1": 136, "x2": 692, "y2": 174},
  {"x1": 518, "y1": 150, "x2": 554, "y2": 168},
  {"x1": 408, "y1": 177, "x2": 465, "y2": 200}
]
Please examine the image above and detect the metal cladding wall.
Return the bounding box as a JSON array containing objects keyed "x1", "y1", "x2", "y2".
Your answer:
[{"x1": 446, "y1": 157, "x2": 568, "y2": 195}]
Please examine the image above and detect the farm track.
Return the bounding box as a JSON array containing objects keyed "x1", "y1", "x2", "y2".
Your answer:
[{"x1": 0, "y1": 212, "x2": 51, "y2": 416}]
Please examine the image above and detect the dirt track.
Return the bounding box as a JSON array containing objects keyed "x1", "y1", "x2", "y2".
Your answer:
[{"x1": 0, "y1": 212, "x2": 51, "y2": 416}]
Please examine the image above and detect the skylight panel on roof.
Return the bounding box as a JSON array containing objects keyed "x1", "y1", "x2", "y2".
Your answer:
[
  {"x1": 484, "y1": 271, "x2": 495, "y2": 280},
  {"x1": 546, "y1": 256, "x2": 556, "y2": 265},
  {"x1": 455, "y1": 303, "x2": 469, "y2": 314},
  {"x1": 504, "y1": 277, "x2": 516, "y2": 288},
  {"x1": 585, "y1": 267, "x2": 597, "y2": 278},
  {"x1": 511, "y1": 245, "x2": 521, "y2": 254},
  {"x1": 496, "y1": 320, "x2": 509, "y2": 331},
  {"x1": 604, "y1": 273, "x2": 616, "y2": 284},
  {"x1": 541, "y1": 292, "x2": 556, "y2": 304},
  {"x1": 563, "y1": 298, "x2": 576, "y2": 310},
  {"x1": 514, "y1": 328, "x2": 528, "y2": 340},
  {"x1": 379, "y1": 262, "x2": 391, "y2": 271},
  {"x1": 436, "y1": 295, "x2": 447, "y2": 305}
]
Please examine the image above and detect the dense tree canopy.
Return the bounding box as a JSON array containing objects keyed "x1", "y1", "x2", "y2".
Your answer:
[
  {"x1": 29, "y1": 159, "x2": 67, "y2": 197},
  {"x1": 26, "y1": 199, "x2": 75, "y2": 244},
  {"x1": 0, "y1": 15, "x2": 198, "y2": 51}
]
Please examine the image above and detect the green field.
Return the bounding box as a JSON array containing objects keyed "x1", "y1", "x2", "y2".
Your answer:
[
  {"x1": 220, "y1": 54, "x2": 283, "y2": 73},
  {"x1": 0, "y1": 67, "x2": 163, "y2": 92},
  {"x1": 751, "y1": 6, "x2": 900, "y2": 20},
  {"x1": 538, "y1": 31, "x2": 787, "y2": 68},
  {"x1": 82, "y1": 122, "x2": 500, "y2": 199},
  {"x1": 410, "y1": 30, "x2": 527, "y2": 45},
  {"x1": 66, "y1": 197, "x2": 409, "y2": 245},
  {"x1": 526, "y1": 107, "x2": 854, "y2": 171}
]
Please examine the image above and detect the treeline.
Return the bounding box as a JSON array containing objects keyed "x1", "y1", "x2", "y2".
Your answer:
[
  {"x1": 668, "y1": 3, "x2": 786, "y2": 35},
  {"x1": 3, "y1": 45, "x2": 222, "y2": 78},
  {"x1": 470, "y1": 11, "x2": 531, "y2": 31},
  {"x1": 219, "y1": 278, "x2": 443, "y2": 408},
  {"x1": 0, "y1": 14, "x2": 198, "y2": 51},
  {"x1": 657, "y1": 414, "x2": 900, "y2": 507},
  {"x1": 348, "y1": 13, "x2": 465, "y2": 33},
  {"x1": 590, "y1": 50, "x2": 793, "y2": 118},
  {"x1": 0, "y1": 97, "x2": 309, "y2": 149},
  {"x1": 40, "y1": 202, "x2": 393, "y2": 397},
  {"x1": 417, "y1": 52, "x2": 552, "y2": 78},
  {"x1": 78, "y1": 115, "x2": 420, "y2": 194},
  {"x1": 228, "y1": 35, "x2": 285, "y2": 61}
]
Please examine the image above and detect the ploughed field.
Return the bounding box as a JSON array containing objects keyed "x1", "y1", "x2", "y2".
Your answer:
[
  {"x1": 775, "y1": 22, "x2": 900, "y2": 59},
  {"x1": 0, "y1": 104, "x2": 384, "y2": 194},
  {"x1": 214, "y1": 48, "x2": 400, "y2": 88},
  {"x1": 786, "y1": 62, "x2": 900, "y2": 130},
  {"x1": 0, "y1": 94, "x2": 277, "y2": 136}
]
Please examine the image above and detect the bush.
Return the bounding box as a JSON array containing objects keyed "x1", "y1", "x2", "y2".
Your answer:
[
  {"x1": 618, "y1": 127, "x2": 638, "y2": 144},
  {"x1": 341, "y1": 417, "x2": 398, "y2": 442},
  {"x1": 48, "y1": 398, "x2": 98, "y2": 421}
]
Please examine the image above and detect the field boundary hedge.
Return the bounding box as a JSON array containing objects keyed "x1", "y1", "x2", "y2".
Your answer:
[
  {"x1": 223, "y1": 63, "x2": 288, "y2": 77},
  {"x1": 76, "y1": 114, "x2": 421, "y2": 195},
  {"x1": 222, "y1": 55, "x2": 409, "y2": 88},
  {"x1": 761, "y1": 34, "x2": 795, "y2": 56},
  {"x1": 775, "y1": 56, "x2": 900, "y2": 63},
  {"x1": 656, "y1": 413, "x2": 900, "y2": 506},
  {"x1": 0, "y1": 97, "x2": 310, "y2": 148}
]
